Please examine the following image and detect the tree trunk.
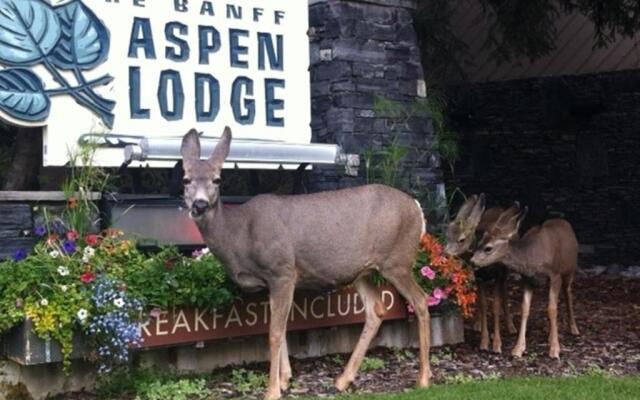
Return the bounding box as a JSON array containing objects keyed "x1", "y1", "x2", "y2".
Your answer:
[{"x1": 2, "y1": 127, "x2": 42, "y2": 191}]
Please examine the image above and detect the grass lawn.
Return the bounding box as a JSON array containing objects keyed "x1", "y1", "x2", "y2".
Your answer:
[{"x1": 335, "y1": 376, "x2": 640, "y2": 400}]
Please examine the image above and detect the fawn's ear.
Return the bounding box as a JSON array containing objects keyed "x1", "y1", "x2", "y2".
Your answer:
[
  {"x1": 467, "y1": 193, "x2": 486, "y2": 229},
  {"x1": 208, "y1": 126, "x2": 232, "y2": 169},
  {"x1": 454, "y1": 194, "x2": 478, "y2": 221},
  {"x1": 181, "y1": 129, "x2": 201, "y2": 165},
  {"x1": 501, "y1": 204, "x2": 528, "y2": 239}
]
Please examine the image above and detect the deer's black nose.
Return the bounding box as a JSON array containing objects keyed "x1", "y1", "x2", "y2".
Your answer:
[{"x1": 192, "y1": 200, "x2": 210, "y2": 216}]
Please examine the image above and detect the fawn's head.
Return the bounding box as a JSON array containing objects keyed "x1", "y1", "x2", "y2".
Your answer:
[
  {"x1": 444, "y1": 194, "x2": 486, "y2": 256},
  {"x1": 180, "y1": 126, "x2": 232, "y2": 219},
  {"x1": 471, "y1": 203, "x2": 527, "y2": 267}
]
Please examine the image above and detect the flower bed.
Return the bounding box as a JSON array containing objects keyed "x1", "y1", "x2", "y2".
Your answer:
[{"x1": 0, "y1": 207, "x2": 476, "y2": 374}]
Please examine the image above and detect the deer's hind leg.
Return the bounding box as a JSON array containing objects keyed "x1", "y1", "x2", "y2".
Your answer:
[
  {"x1": 562, "y1": 274, "x2": 580, "y2": 336},
  {"x1": 382, "y1": 266, "x2": 430, "y2": 388},
  {"x1": 547, "y1": 275, "x2": 562, "y2": 359},
  {"x1": 279, "y1": 336, "x2": 292, "y2": 391},
  {"x1": 335, "y1": 275, "x2": 385, "y2": 391},
  {"x1": 491, "y1": 283, "x2": 502, "y2": 353}
]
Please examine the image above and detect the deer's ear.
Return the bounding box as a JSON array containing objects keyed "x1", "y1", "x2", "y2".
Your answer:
[
  {"x1": 181, "y1": 129, "x2": 201, "y2": 163},
  {"x1": 467, "y1": 193, "x2": 486, "y2": 229},
  {"x1": 506, "y1": 206, "x2": 528, "y2": 239},
  {"x1": 208, "y1": 126, "x2": 232, "y2": 169},
  {"x1": 455, "y1": 194, "x2": 478, "y2": 221}
]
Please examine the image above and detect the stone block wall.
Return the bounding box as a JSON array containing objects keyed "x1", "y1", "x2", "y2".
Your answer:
[
  {"x1": 307, "y1": 0, "x2": 443, "y2": 197},
  {"x1": 445, "y1": 70, "x2": 640, "y2": 265}
]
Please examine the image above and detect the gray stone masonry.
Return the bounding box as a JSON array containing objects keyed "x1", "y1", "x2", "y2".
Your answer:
[{"x1": 308, "y1": 0, "x2": 443, "y2": 199}]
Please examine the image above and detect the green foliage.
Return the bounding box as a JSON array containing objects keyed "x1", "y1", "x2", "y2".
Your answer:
[
  {"x1": 61, "y1": 142, "x2": 111, "y2": 236},
  {"x1": 134, "y1": 378, "x2": 209, "y2": 400},
  {"x1": 0, "y1": 230, "x2": 237, "y2": 371},
  {"x1": 230, "y1": 368, "x2": 268, "y2": 394},
  {"x1": 320, "y1": 376, "x2": 640, "y2": 400},
  {"x1": 359, "y1": 356, "x2": 385, "y2": 372},
  {"x1": 97, "y1": 369, "x2": 210, "y2": 400}
]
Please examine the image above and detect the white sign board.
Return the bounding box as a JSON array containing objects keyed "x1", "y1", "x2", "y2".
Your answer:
[{"x1": 0, "y1": 0, "x2": 311, "y2": 166}]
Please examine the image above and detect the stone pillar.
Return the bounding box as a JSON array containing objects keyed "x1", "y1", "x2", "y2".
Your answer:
[{"x1": 308, "y1": 0, "x2": 443, "y2": 199}]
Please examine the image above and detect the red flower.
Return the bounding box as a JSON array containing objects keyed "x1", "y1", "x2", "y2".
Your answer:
[
  {"x1": 84, "y1": 234, "x2": 98, "y2": 246},
  {"x1": 66, "y1": 229, "x2": 78, "y2": 241},
  {"x1": 46, "y1": 234, "x2": 58, "y2": 245},
  {"x1": 80, "y1": 271, "x2": 96, "y2": 284}
]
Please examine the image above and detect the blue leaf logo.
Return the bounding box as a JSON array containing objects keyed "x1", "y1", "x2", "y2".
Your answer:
[
  {"x1": 0, "y1": 0, "x2": 115, "y2": 127},
  {"x1": 0, "y1": 0, "x2": 62, "y2": 65},
  {"x1": 0, "y1": 68, "x2": 50, "y2": 121},
  {"x1": 51, "y1": 1, "x2": 109, "y2": 70}
]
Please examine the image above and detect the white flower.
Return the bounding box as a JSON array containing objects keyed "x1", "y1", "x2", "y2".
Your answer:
[
  {"x1": 113, "y1": 298, "x2": 125, "y2": 308},
  {"x1": 49, "y1": 250, "x2": 60, "y2": 258},
  {"x1": 60, "y1": 285, "x2": 68, "y2": 292},
  {"x1": 77, "y1": 308, "x2": 88, "y2": 322},
  {"x1": 83, "y1": 247, "x2": 95, "y2": 257},
  {"x1": 57, "y1": 266, "x2": 69, "y2": 276},
  {"x1": 82, "y1": 255, "x2": 90, "y2": 263},
  {"x1": 40, "y1": 299, "x2": 49, "y2": 306}
]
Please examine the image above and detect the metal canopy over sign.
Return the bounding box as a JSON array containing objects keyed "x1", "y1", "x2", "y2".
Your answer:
[{"x1": 0, "y1": 0, "x2": 311, "y2": 166}]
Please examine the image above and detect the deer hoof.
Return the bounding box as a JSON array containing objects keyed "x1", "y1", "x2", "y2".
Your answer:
[
  {"x1": 417, "y1": 374, "x2": 430, "y2": 388},
  {"x1": 549, "y1": 348, "x2": 560, "y2": 359},
  {"x1": 507, "y1": 323, "x2": 518, "y2": 335},
  {"x1": 479, "y1": 339, "x2": 490, "y2": 351},
  {"x1": 264, "y1": 389, "x2": 281, "y2": 400},
  {"x1": 511, "y1": 346, "x2": 525, "y2": 358},
  {"x1": 492, "y1": 343, "x2": 502, "y2": 354},
  {"x1": 334, "y1": 375, "x2": 352, "y2": 392},
  {"x1": 570, "y1": 326, "x2": 580, "y2": 336}
]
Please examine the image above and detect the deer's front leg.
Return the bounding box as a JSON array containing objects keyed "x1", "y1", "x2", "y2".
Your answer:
[
  {"x1": 478, "y1": 284, "x2": 490, "y2": 351},
  {"x1": 491, "y1": 283, "x2": 502, "y2": 353},
  {"x1": 512, "y1": 286, "x2": 533, "y2": 358},
  {"x1": 499, "y1": 271, "x2": 517, "y2": 334},
  {"x1": 548, "y1": 275, "x2": 562, "y2": 359},
  {"x1": 265, "y1": 281, "x2": 295, "y2": 400}
]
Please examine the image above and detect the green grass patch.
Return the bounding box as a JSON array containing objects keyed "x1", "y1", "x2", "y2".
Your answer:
[{"x1": 333, "y1": 376, "x2": 640, "y2": 400}]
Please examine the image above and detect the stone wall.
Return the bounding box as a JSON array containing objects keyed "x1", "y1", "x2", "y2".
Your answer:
[
  {"x1": 445, "y1": 70, "x2": 640, "y2": 265},
  {"x1": 307, "y1": 0, "x2": 443, "y2": 199}
]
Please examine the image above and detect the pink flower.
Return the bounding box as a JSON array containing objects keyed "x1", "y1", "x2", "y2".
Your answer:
[
  {"x1": 432, "y1": 288, "x2": 447, "y2": 300},
  {"x1": 406, "y1": 303, "x2": 415, "y2": 314},
  {"x1": 428, "y1": 296, "x2": 441, "y2": 307},
  {"x1": 420, "y1": 266, "x2": 436, "y2": 280},
  {"x1": 149, "y1": 308, "x2": 162, "y2": 318}
]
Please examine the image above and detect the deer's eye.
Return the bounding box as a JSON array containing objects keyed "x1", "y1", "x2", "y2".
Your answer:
[
  {"x1": 458, "y1": 237, "x2": 466, "y2": 244},
  {"x1": 182, "y1": 178, "x2": 191, "y2": 186},
  {"x1": 212, "y1": 177, "x2": 222, "y2": 185},
  {"x1": 483, "y1": 245, "x2": 493, "y2": 253}
]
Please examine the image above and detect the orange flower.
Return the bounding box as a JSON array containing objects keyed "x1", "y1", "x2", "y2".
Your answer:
[{"x1": 67, "y1": 197, "x2": 77, "y2": 209}]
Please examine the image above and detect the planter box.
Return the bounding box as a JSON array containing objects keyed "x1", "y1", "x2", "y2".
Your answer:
[{"x1": 2, "y1": 286, "x2": 463, "y2": 366}]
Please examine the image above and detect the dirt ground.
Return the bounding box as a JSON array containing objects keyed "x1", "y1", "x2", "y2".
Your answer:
[{"x1": 56, "y1": 274, "x2": 640, "y2": 398}]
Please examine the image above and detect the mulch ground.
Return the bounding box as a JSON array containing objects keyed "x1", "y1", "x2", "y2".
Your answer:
[{"x1": 57, "y1": 274, "x2": 640, "y2": 399}]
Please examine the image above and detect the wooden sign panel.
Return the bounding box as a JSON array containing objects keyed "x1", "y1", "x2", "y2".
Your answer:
[{"x1": 140, "y1": 285, "x2": 408, "y2": 348}]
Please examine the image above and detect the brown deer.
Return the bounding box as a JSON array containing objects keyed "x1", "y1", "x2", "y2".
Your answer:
[
  {"x1": 444, "y1": 194, "x2": 517, "y2": 353},
  {"x1": 470, "y1": 205, "x2": 580, "y2": 359},
  {"x1": 181, "y1": 127, "x2": 431, "y2": 399}
]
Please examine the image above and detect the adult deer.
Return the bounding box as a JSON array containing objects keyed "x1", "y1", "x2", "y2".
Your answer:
[
  {"x1": 181, "y1": 127, "x2": 431, "y2": 399},
  {"x1": 444, "y1": 194, "x2": 517, "y2": 353},
  {"x1": 471, "y1": 205, "x2": 580, "y2": 359}
]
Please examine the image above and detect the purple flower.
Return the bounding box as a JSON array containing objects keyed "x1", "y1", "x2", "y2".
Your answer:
[
  {"x1": 62, "y1": 240, "x2": 76, "y2": 254},
  {"x1": 33, "y1": 226, "x2": 46, "y2": 237},
  {"x1": 12, "y1": 249, "x2": 27, "y2": 261}
]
